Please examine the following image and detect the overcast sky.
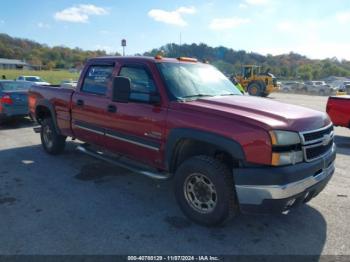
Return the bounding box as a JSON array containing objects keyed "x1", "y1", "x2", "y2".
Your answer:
[{"x1": 1, "y1": 0, "x2": 350, "y2": 59}]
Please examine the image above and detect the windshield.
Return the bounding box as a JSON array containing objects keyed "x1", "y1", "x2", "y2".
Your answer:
[
  {"x1": 24, "y1": 76, "x2": 43, "y2": 82},
  {"x1": 157, "y1": 63, "x2": 241, "y2": 101},
  {"x1": 0, "y1": 81, "x2": 31, "y2": 91}
]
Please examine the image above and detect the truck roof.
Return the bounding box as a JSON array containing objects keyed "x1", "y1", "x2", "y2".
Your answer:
[{"x1": 88, "y1": 56, "x2": 200, "y2": 64}]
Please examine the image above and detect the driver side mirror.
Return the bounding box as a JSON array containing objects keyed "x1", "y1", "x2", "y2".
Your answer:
[{"x1": 112, "y1": 76, "x2": 131, "y2": 103}]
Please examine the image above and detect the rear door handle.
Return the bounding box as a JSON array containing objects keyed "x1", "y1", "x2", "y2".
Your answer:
[
  {"x1": 76, "y1": 99, "x2": 84, "y2": 106},
  {"x1": 107, "y1": 104, "x2": 117, "y2": 113}
]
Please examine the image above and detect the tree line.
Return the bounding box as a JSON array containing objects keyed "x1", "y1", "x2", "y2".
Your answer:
[
  {"x1": 0, "y1": 33, "x2": 119, "y2": 70},
  {"x1": 144, "y1": 43, "x2": 350, "y2": 80},
  {"x1": 1, "y1": 34, "x2": 349, "y2": 80}
]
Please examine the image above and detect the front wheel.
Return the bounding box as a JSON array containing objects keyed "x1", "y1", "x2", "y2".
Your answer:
[
  {"x1": 247, "y1": 82, "x2": 264, "y2": 96},
  {"x1": 174, "y1": 155, "x2": 238, "y2": 226},
  {"x1": 40, "y1": 118, "x2": 66, "y2": 155}
]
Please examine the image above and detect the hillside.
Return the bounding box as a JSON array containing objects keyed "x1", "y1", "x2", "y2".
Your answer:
[
  {"x1": 0, "y1": 33, "x2": 118, "y2": 70},
  {"x1": 1, "y1": 34, "x2": 350, "y2": 80}
]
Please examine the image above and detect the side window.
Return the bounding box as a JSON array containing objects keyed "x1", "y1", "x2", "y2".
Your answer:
[
  {"x1": 119, "y1": 66, "x2": 157, "y2": 103},
  {"x1": 81, "y1": 65, "x2": 113, "y2": 95}
]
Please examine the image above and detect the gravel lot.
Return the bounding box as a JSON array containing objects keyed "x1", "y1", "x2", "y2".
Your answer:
[{"x1": 0, "y1": 93, "x2": 349, "y2": 255}]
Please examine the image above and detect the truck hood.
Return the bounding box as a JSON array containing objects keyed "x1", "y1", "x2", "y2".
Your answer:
[{"x1": 172, "y1": 95, "x2": 330, "y2": 132}]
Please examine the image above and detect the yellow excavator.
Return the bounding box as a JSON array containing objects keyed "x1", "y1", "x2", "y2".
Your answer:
[{"x1": 235, "y1": 65, "x2": 279, "y2": 97}]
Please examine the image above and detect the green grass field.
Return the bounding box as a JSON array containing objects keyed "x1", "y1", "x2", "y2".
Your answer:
[{"x1": 0, "y1": 69, "x2": 80, "y2": 85}]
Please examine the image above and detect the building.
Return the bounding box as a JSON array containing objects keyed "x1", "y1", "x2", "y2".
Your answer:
[{"x1": 0, "y1": 58, "x2": 32, "y2": 70}]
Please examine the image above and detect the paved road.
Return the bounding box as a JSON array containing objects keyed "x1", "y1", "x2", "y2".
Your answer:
[{"x1": 0, "y1": 93, "x2": 349, "y2": 255}]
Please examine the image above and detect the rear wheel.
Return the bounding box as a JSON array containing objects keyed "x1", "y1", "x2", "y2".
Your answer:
[
  {"x1": 174, "y1": 155, "x2": 238, "y2": 226},
  {"x1": 40, "y1": 118, "x2": 66, "y2": 155},
  {"x1": 247, "y1": 82, "x2": 264, "y2": 96}
]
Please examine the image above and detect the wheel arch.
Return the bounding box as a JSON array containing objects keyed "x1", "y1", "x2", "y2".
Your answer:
[
  {"x1": 35, "y1": 99, "x2": 61, "y2": 134},
  {"x1": 165, "y1": 128, "x2": 246, "y2": 173}
]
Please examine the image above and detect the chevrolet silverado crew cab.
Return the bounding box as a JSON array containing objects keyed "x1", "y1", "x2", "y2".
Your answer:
[{"x1": 29, "y1": 56, "x2": 336, "y2": 226}]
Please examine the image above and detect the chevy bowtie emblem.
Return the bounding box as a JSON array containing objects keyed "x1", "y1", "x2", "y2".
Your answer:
[{"x1": 322, "y1": 134, "x2": 331, "y2": 146}]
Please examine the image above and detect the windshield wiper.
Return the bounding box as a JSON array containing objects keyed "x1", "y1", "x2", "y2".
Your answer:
[
  {"x1": 219, "y1": 93, "x2": 240, "y2": 96},
  {"x1": 179, "y1": 94, "x2": 214, "y2": 101}
]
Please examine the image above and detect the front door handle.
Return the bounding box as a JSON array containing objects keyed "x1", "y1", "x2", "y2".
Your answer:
[
  {"x1": 76, "y1": 99, "x2": 84, "y2": 106},
  {"x1": 107, "y1": 104, "x2": 117, "y2": 113}
]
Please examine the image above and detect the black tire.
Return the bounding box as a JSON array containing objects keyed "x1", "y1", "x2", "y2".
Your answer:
[
  {"x1": 247, "y1": 82, "x2": 263, "y2": 96},
  {"x1": 174, "y1": 155, "x2": 238, "y2": 226},
  {"x1": 40, "y1": 118, "x2": 66, "y2": 155}
]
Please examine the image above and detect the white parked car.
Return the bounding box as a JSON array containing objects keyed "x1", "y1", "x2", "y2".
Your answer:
[
  {"x1": 60, "y1": 79, "x2": 78, "y2": 88},
  {"x1": 339, "y1": 81, "x2": 350, "y2": 93},
  {"x1": 16, "y1": 76, "x2": 51, "y2": 86}
]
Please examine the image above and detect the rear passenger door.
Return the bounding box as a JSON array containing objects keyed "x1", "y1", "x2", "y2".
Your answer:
[
  {"x1": 71, "y1": 63, "x2": 114, "y2": 147},
  {"x1": 103, "y1": 63, "x2": 167, "y2": 167}
]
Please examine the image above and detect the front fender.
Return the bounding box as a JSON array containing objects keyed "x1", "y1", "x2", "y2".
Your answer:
[{"x1": 165, "y1": 128, "x2": 246, "y2": 170}]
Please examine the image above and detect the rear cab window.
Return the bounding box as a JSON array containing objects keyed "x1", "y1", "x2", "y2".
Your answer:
[{"x1": 81, "y1": 65, "x2": 114, "y2": 96}]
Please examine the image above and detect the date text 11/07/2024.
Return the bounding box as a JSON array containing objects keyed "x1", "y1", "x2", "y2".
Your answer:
[{"x1": 127, "y1": 255, "x2": 220, "y2": 261}]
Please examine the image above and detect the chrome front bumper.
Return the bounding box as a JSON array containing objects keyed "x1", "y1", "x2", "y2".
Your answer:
[
  {"x1": 234, "y1": 143, "x2": 336, "y2": 211},
  {"x1": 236, "y1": 160, "x2": 335, "y2": 205}
]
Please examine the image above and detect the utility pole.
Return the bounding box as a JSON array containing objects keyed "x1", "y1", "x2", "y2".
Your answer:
[{"x1": 121, "y1": 39, "x2": 126, "y2": 56}]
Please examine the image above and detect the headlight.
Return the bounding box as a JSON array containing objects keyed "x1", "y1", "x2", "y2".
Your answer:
[
  {"x1": 269, "y1": 130, "x2": 303, "y2": 166},
  {"x1": 272, "y1": 151, "x2": 304, "y2": 166},
  {"x1": 269, "y1": 130, "x2": 301, "y2": 146}
]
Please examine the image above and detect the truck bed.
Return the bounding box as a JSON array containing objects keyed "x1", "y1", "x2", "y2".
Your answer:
[{"x1": 29, "y1": 84, "x2": 75, "y2": 135}]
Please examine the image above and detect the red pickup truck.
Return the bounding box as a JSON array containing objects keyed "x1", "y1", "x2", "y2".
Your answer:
[
  {"x1": 327, "y1": 95, "x2": 350, "y2": 129},
  {"x1": 29, "y1": 56, "x2": 336, "y2": 226}
]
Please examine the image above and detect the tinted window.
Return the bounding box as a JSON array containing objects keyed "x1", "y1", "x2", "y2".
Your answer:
[
  {"x1": 0, "y1": 81, "x2": 32, "y2": 91},
  {"x1": 82, "y1": 65, "x2": 113, "y2": 95},
  {"x1": 119, "y1": 66, "x2": 156, "y2": 102},
  {"x1": 25, "y1": 76, "x2": 42, "y2": 82}
]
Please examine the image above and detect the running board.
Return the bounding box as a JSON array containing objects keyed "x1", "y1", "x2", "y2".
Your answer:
[
  {"x1": 33, "y1": 126, "x2": 41, "y2": 133},
  {"x1": 76, "y1": 145, "x2": 172, "y2": 180}
]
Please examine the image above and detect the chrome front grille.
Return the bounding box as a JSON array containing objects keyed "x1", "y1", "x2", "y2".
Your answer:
[{"x1": 300, "y1": 124, "x2": 334, "y2": 162}]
